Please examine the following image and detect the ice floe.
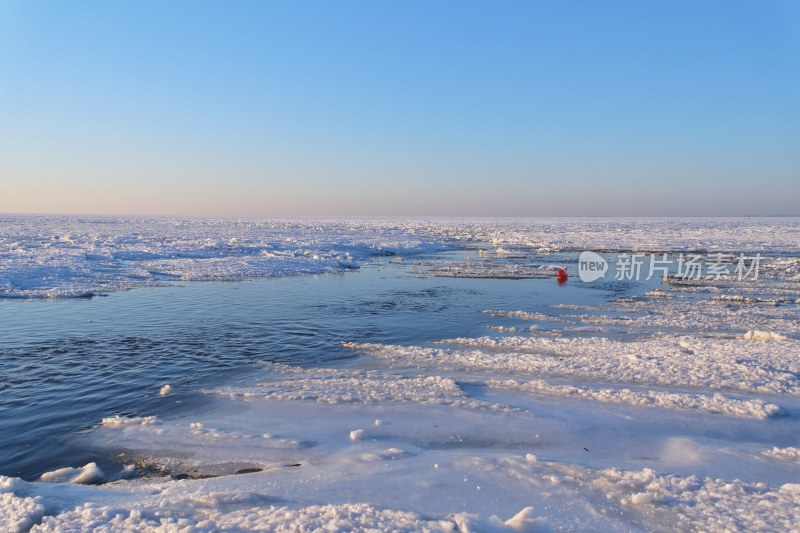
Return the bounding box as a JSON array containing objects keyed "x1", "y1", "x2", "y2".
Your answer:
[
  {"x1": 213, "y1": 366, "x2": 515, "y2": 411},
  {"x1": 487, "y1": 379, "x2": 782, "y2": 419},
  {"x1": 3, "y1": 217, "x2": 800, "y2": 531},
  {"x1": 4, "y1": 216, "x2": 800, "y2": 298},
  {"x1": 346, "y1": 334, "x2": 800, "y2": 395},
  {"x1": 40, "y1": 463, "x2": 104, "y2": 485}
]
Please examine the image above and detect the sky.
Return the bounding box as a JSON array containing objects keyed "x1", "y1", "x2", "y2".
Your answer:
[{"x1": 1, "y1": 1, "x2": 798, "y2": 217}]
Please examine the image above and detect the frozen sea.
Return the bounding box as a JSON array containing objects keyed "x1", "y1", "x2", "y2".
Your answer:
[{"x1": 1, "y1": 216, "x2": 800, "y2": 532}]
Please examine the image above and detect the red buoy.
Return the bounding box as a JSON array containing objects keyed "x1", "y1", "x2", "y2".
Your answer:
[{"x1": 556, "y1": 268, "x2": 568, "y2": 283}]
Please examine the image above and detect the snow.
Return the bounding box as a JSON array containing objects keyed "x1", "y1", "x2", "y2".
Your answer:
[
  {"x1": 22, "y1": 497, "x2": 552, "y2": 533},
  {"x1": 591, "y1": 466, "x2": 800, "y2": 532},
  {"x1": 213, "y1": 366, "x2": 512, "y2": 411},
  {"x1": 451, "y1": 456, "x2": 800, "y2": 531},
  {"x1": 0, "y1": 492, "x2": 45, "y2": 533},
  {"x1": 742, "y1": 330, "x2": 788, "y2": 341},
  {"x1": 2, "y1": 471, "x2": 554, "y2": 532},
  {"x1": 10, "y1": 447, "x2": 797, "y2": 531},
  {"x1": 32, "y1": 501, "x2": 460, "y2": 532},
  {"x1": 763, "y1": 447, "x2": 800, "y2": 464},
  {"x1": 486, "y1": 379, "x2": 783, "y2": 419},
  {"x1": 347, "y1": 334, "x2": 800, "y2": 396},
  {"x1": 0, "y1": 216, "x2": 455, "y2": 298},
  {"x1": 3, "y1": 217, "x2": 800, "y2": 531},
  {"x1": 0, "y1": 478, "x2": 45, "y2": 533},
  {"x1": 4, "y1": 215, "x2": 800, "y2": 298}
]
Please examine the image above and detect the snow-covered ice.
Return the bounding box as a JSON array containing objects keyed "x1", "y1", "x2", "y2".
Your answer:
[
  {"x1": 2, "y1": 217, "x2": 800, "y2": 532},
  {"x1": 3, "y1": 215, "x2": 800, "y2": 298},
  {"x1": 486, "y1": 379, "x2": 782, "y2": 419},
  {"x1": 347, "y1": 334, "x2": 800, "y2": 396},
  {"x1": 0, "y1": 216, "x2": 455, "y2": 298},
  {"x1": 39, "y1": 464, "x2": 104, "y2": 485}
]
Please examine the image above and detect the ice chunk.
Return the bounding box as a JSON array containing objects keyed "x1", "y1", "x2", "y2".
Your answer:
[
  {"x1": 40, "y1": 463, "x2": 104, "y2": 485},
  {"x1": 762, "y1": 446, "x2": 800, "y2": 464},
  {"x1": 742, "y1": 330, "x2": 787, "y2": 341},
  {"x1": 101, "y1": 415, "x2": 158, "y2": 426}
]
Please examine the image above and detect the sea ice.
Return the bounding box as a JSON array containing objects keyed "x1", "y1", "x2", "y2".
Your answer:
[{"x1": 39, "y1": 463, "x2": 104, "y2": 485}]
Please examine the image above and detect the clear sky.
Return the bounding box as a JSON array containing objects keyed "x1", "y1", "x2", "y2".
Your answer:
[{"x1": 1, "y1": 1, "x2": 798, "y2": 216}]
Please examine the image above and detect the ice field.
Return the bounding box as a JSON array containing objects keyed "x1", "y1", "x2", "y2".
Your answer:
[{"x1": 1, "y1": 217, "x2": 799, "y2": 532}]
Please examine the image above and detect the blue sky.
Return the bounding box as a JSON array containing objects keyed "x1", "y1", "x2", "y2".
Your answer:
[{"x1": 1, "y1": 1, "x2": 798, "y2": 216}]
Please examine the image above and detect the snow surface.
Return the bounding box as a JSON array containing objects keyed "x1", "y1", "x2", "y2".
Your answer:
[
  {"x1": 214, "y1": 366, "x2": 514, "y2": 411},
  {"x1": 348, "y1": 334, "x2": 800, "y2": 396},
  {"x1": 486, "y1": 379, "x2": 782, "y2": 419},
  {"x1": 3, "y1": 217, "x2": 800, "y2": 532},
  {"x1": 0, "y1": 216, "x2": 455, "y2": 298},
  {"x1": 3, "y1": 215, "x2": 800, "y2": 298}
]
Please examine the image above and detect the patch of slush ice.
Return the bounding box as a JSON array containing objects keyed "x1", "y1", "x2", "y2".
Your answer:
[
  {"x1": 712, "y1": 295, "x2": 781, "y2": 305},
  {"x1": 480, "y1": 455, "x2": 800, "y2": 533},
  {"x1": 418, "y1": 259, "x2": 557, "y2": 280},
  {"x1": 101, "y1": 415, "x2": 159, "y2": 426},
  {"x1": 345, "y1": 335, "x2": 800, "y2": 395},
  {"x1": 464, "y1": 217, "x2": 800, "y2": 254},
  {"x1": 742, "y1": 330, "x2": 788, "y2": 341},
  {"x1": 593, "y1": 467, "x2": 800, "y2": 532},
  {"x1": 487, "y1": 379, "x2": 783, "y2": 419},
  {"x1": 762, "y1": 447, "x2": 800, "y2": 464},
  {"x1": 0, "y1": 216, "x2": 455, "y2": 298},
  {"x1": 591, "y1": 297, "x2": 800, "y2": 335},
  {"x1": 483, "y1": 310, "x2": 555, "y2": 322},
  {"x1": 6, "y1": 215, "x2": 799, "y2": 298},
  {"x1": 215, "y1": 368, "x2": 514, "y2": 411},
  {"x1": 644, "y1": 289, "x2": 672, "y2": 298},
  {"x1": 139, "y1": 254, "x2": 349, "y2": 282}
]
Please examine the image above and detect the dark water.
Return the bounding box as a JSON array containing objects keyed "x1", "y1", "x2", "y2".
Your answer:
[{"x1": 0, "y1": 251, "x2": 621, "y2": 480}]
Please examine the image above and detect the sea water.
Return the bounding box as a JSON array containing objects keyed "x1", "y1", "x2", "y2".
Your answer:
[{"x1": 0, "y1": 249, "x2": 619, "y2": 480}]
